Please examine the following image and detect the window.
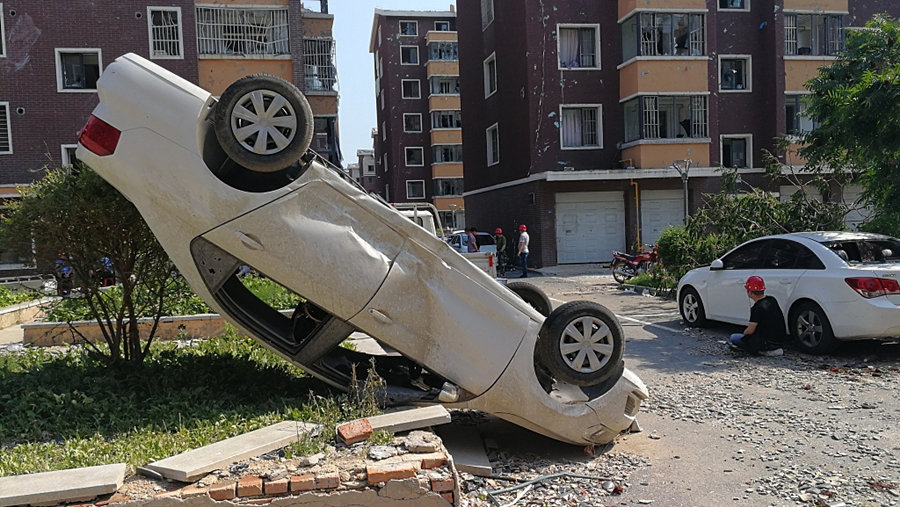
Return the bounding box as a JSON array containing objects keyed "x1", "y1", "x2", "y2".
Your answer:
[
  {"x1": 56, "y1": 49, "x2": 101, "y2": 92},
  {"x1": 433, "y1": 145, "x2": 463, "y2": 163},
  {"x1": 558, "y1": 25, "x2": 599, "y2": 69},
  {"x1": 434, "y1": 178, "x2": 464, "y2": 197},
  {"x1": 381, "y1": 121, "x2": 385, "y2": 141},
  {"x1": 383, "y1": 153, "x2": 389, "y2": 172},
  {"x1": 365, "y1": 163, "x2": 375, "y2": 175},
  {"x1": 399, "y1": 20, "x2": 418, "y2": 36},
  {"x1": 406, "y1": 180, "x2": 425, "y2": 199},
  {"x1": 483, "y1": 53, "x2": 497, "y2": 97},
  {"x1": 400, "y1": 45, "x2": 419, "y2": 65},
  {"x1": 785, "y1": 95, "x2": 820, "y2": 136},
  {"x1": 435, "y1": 21, "x2": 451, "y2": 31},
  {"x1": 61, "y1": 144, "x2": 79, "y2": 167},
  {"x1": 405, "y1": 147, "x2": 424, "y2": 167},
  {"x1": 0, "y1": 3, "x2": 5, "y2": 58},
  {"x1": 762, "y1": 240, "x2": 824, "y2": 270},
  {"x1": 430, "y1": 76, "x2": 460, "y2": 95},
  {"x1": 428, "y1": 41, "x2": 458, "y2": 61},
  {"x1": 623, "y1": 13, "x2": 705, "y2": 58},
  {"x1": 432, "y1": 110, "x2": 462, "y2": 129},
  {"x1": 196, "y1": 7, "x2": 289, "y2": 55},
  {"x1": 785, "y1": 14, "x2": 844, "y2": 56},
  {"x1": 148, "y1": 7, "x2": 183, "y2": 58},
  {"x1": 719, "y1": 56, "x2": 751, "y2": 91},
  {"x1": 486, "y1": 123, "x2": 499, "y2": 165},
  {"x1": 623, "y1": 96, "x2": 708, "y2": 142},
  {"x1": 719, "y1": 0, "x2": 748, "y2": 10},
  {"x1": 0, "y1": 102, "x2": 10, "y2": 154},
  {"x1": 401, "y1": 79, "x2": 421, "y2": 99},
  {"x1": 481, "y1": 0, "x2": 494, "y2": 30},
  {"x1": 721, "y1": 135, "x2": 751, "y2": 168},
  {"x1": 403, "y1": 114, "x2": 423, "y2": 133},
  {"x1": 560, "y1": 105, "x2": 602, "y2": 149},
  {"x1": 722, "y1": 240, "x2": 767, "y2": 269},
  {"x1": 304, "y1": 38, "x2": 337, "y2": 92}
]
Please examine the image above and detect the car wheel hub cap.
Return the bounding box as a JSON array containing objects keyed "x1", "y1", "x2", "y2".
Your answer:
[
  {"x1": 797, "y1": 311, "x2": 822, "y2": 345},
  {"x1": 683, "y1": 295, "x2": 698, "y2": 321},
  {"x1": 231, "y1": 89, "x2": 298, "y2": 155},
  {"x1": 558, "y1": 316, "x2": 613, "y2": 373}
]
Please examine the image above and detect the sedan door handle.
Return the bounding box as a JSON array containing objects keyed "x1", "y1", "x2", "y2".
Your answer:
[{"x1": 237, "y1": 231, "x2": 264, "y2": 251}]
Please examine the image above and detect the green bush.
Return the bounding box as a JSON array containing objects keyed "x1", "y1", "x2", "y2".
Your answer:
[{"x1": 0, "y1": 286, "x2": 40, "y2": 308}]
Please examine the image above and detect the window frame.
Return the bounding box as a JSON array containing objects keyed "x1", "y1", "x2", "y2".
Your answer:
[
  {"x1": 406, "y1": 179, "x2": 426, "y2": 199},
  {"x1": 622, "y1": 95, "x2": 709, "y2": 143},
  {"x1": 0, "y1": 102, "x2": 11, "y2": 154},
  {"x1": 60, "y1": 144, "x2": 79, "y2": 167},
  {"x1": 486, "y1": 123, "x2": 500, "y2": 166},
  {"x1": 432, "y1": 110, "x2": 462, "y2": 129},
  {"x1": 195, "y1": 6, "x2": 290, "y2": 57},
  {"x1": 399, "y1": 20, "x2": 418, "y2": 36},
  {"x1": 433, "y1": 144, "x2": 463, "y2": 164},
  {"x1": 405, "y1": 147, "x2": 425, "y2": 167},
  {"x1": 435, "y1": 21, "x2": 451, "y2": 31},
  {"x1": 483, "y1": 52, "x2": 497, "y2": 98},
  {"x1": 718, "y1": 0, "x2": 750, "y2": 12},
  {"x1": 556, "y1": 24, "x2": 601, "y2": 71},
  {"x1": 147, "y1": 6, "x2": 184, "y2": 59},
  {"x1": 627, "y1": 12, "x2": 706, "y2": 59},
  {"x1": 0, "y1": 2, "x2": 6, "y2": 58},
  {"x1": 481, "y1": 0, "x2": 494, "y2": 30},
  {"x1": 720, "y1": 134, "x2": 753, "y2": 168},
  {"x1": 785, "y1": 93, "x2": 820, "y2": 137},
  {"x1": 559, "y1": 104, "x2": 603, "y2": 150},
  {"x1": 401, "y1": 79, "x2": 421, "y2": 99},
  {"x1": 433, "y1": 177, "x2": 464, "y2": 197},
  {"x1": 718, "y1": 54, "x2": 752, "y2": 92},
  {"x1": 403, "y1": 113, "x2": 423, "y2": 133},
  {"x1": 55, "y1": 48, "x2": 103, "y2": 93},
  {"x1": 784, "y1": 13, "x2": 845, "y2": 57},
  {"x1": 400, "y1": 45, "x2": 420, "y2": 65}
]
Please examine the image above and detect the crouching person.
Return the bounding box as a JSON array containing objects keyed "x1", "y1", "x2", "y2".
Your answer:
[{"x1": 730, "y1": 276, "x2": 787, "y2": 356}]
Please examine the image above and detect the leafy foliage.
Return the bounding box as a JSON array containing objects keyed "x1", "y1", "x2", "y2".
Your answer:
[{"x1": 0, "y1": 286, "x2": 40, "y2": 308}]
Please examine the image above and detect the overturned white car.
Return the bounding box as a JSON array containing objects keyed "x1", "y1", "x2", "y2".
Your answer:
[{"x1": 76, "y1": 54, "x2": 647, "y2": 445}]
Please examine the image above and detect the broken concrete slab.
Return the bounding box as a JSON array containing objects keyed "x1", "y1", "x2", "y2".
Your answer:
[
  {"x1": 437, "y1": 424, "x2": 492, "y2": 477},
  {"x1": 0, "y1": 463, "x2": 126, "y2": 507},
  {"x1": 367, "y1": 405, "x2": 451, "y2": 434},
  {"x1": 145, "y1": 420, "x2": 320, "y2": 482}
]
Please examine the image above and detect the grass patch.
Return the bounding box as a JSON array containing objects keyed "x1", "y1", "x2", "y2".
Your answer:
[{"x1": 0, "y1": 328, "x2": 381, "y2": 476}]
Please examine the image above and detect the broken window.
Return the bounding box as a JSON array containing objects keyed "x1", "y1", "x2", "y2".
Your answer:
[
  {"x1": 623, "y1": 96, "x2": 708, "y2": 141},
  {"x1": 434, "y1": 178, "x2": 464, "y2": 197},
  {"x1": 304, "y1": 38, "x2": 338, "y2": 92},
  {"x1": 149, "y1": 7, "x2": 183, "y2": 58},
  {"x1": 401, "y1": 79, "x2": 421, "y2": 99},
  {"x1": 433, "y1": 145, "x2": 463, "y2": 163},
  {"x1": 481, "y1": 0, "x2": 494, "y2": 30},
  {"x1": 0, "y1": 102, "x2": 10, "y2": 154},
  {"x1": 434, "y1": 21, "x2": 451, "y2": 32},
  {"x1": 430, "y1": 76, "x2": 460, "y2": 95},
  {"x1": 785, "y1": 14, "x2": 844, "y2": 56},
  {"x1": 428, "y1": 41, "x2": 458, "y2": 61},
  {"x1": 558, "y1": 25, "x2": 598, "y2": 69},
  {"x1": 722, "y1": 136, "x2": 750, "y2": 168},
  {"x1": 400, "y1": 45, "x2": 419, "y2": 65},
  {"x1": 486, "y1": 123, "x2": 499, "y2": 165},
  {"x1": 399, "y1": 20, "x2": 418, "y2": 36},
  {"x1": 720, "y1": 57, "x2": 749, "y2": 91},
  {"x1": 432, "y1": 110, "x2": 462, "y2": 129},
  {"x1": 560, "y1": 106, "x2": 601, "y2": 148},
  {"x1": 405, "y1": 147, "x2": 424, "y2": 166},
  {"x1": 57, "y1": 51, "x2": 101, "y2": 90},
  {"x1": 406, "y1": 180, "x2": 425, "y2": 199},
  {"x1": 631, "y1": 12, "x2": 705, "y2": 57},
  {"x1": 403, "y1": 113, "x2": 422, "y2": 133},
  {"x1": 196, "y1": 7, "x2": 289, "y2": 55}
]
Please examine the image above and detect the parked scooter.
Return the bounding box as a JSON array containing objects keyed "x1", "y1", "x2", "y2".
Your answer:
[{"x1": 611, "y1": 245, "x2": 659, "y2": 283}]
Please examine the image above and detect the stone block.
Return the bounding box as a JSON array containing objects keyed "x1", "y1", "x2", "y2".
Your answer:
[
  {"x1": 0, "y1": 463, "x2": 126, "y2": 507},
  {"x1": 368, "y1": 406, "x2": 451, "y2": 434}
]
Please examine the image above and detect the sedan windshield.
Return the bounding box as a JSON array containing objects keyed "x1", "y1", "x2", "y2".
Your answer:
[{"x1": 822, "y1": 239, "x2": 900, "y2": 264}]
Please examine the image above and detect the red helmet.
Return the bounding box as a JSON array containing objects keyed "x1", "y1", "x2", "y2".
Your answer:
[
  {"x1": 744, "y1": 276, "x2": 765, "y2": 292},
  {"x1": 519, "y1": 224, "x2": 527, "y2": 231},
  {"x1": 495, "y1": 228, "x2": 503, "y2": 234}
]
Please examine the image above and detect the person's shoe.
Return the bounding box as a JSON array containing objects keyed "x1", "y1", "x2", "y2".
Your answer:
[{"x1": 760, "y1": 348, "x2": 784, "y2": 357}]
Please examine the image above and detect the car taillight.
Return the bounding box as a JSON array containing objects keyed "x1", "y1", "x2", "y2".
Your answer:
[
  {"x1": 78, "y1": 115, "x2": 120, "y2": 156},
  {"x1": 845, "y1": 277, "x2": 900, "y2": 298}
]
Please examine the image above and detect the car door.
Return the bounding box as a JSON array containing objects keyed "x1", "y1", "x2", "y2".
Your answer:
[
  {"x1": 753, "y1": 239, "x2": 820, "y2": 314},
  {"x1": 706, "y1": 239, "x2": 769, "y2": 323}
]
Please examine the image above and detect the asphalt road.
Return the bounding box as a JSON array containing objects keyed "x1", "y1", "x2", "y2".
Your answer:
[{"x1": 467, "y1": 271, "x2": 900, "y2": 507}]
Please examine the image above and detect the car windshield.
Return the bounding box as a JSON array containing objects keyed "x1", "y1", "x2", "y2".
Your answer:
[{"x1": 822, "y1": 238, "x2": 900, "y2": 264}]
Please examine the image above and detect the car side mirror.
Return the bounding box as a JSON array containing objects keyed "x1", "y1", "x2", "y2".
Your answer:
[{"x1": 709, "y1": 259, "x2": 724, "y2": 270}]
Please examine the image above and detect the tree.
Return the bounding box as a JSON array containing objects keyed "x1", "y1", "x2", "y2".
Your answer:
[
  {"x1": 1, "y1": 166, "x2": 185, "y2": 364},
  {"x1": 800, "y1": 14, "x2": 900, "y2": 235}
]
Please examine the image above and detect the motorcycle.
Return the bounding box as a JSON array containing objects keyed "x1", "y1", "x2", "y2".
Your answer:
[{"x1": 611, "y1": 244, "x2": 659, "y2": 283}]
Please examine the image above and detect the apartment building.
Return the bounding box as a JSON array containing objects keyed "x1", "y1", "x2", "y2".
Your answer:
[
  {"x1": 457, "y1": 0, "x2": 899, "y2": 267},
  {"x1": 356, "y1": 148, "x2": 378, "y2": 193},
  {"x1": 369, "y1": 9, "x2": 464, "y2": 231},
  {"x1": 0, "y1": 0, "x2": 340, "y2": 268}
]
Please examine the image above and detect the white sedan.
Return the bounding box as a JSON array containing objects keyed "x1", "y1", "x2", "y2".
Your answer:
[
  {"x1": 75, "y1": 53, "x2": 647, "y2": 445},
  {"x1": 678, "y1": 232, "x2": 900, "y2": 353}
]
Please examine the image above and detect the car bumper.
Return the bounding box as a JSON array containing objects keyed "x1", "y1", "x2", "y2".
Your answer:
[{"x1": 824, "y1": 297, "x2": 900, "y2": 340}]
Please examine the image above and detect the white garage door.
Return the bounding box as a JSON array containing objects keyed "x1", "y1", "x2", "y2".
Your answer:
[
  {"x1": 556, "y1": 192, "x2": 625, "y2": 263},
  {"x1": 641, "y1": 189, "x2": 684, "y2": 246},
  {"x1": 842, "y1": 184, "x2": 872, "y2": 231}
]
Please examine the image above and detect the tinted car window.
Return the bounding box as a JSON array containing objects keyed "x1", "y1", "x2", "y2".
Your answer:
[
  {"x1": 475, "y1": 233, "x2": 495, "y2": 248},
  {"x1": 762, "y1": 239, "x2": 825, "y2": 270},
  {"x1": 826, "y1": 238, "x2": 900, "y2": 263},
  {"x1": 722, "y1": 240, "x2": 768, "y2": 269}
]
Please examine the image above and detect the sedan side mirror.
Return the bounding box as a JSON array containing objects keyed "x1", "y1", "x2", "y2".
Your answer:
[{"x1": 709, "y1": 259, "x2": 724, "y2": 270}]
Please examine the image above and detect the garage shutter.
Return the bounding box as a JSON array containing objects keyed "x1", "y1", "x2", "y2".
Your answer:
[
  {"x1": 640, "y1": 189, "x2": 684, "y2": 247},
  {"x1": 842, "y1": 184, "x2": 871, "y2": 231},
  {"x1": 555, "y1": 192, "x2": 625, "y2": 263}
]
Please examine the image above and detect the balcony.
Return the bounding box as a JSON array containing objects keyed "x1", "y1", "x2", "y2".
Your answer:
[
  {"x1": 432, "y1": 163, "x2": 463, "y2": 178},
  {"x1": 618, "y1": 0, "x2": 705, "y2": 20},
  {"x1": 784, "y1": 59, "x2": 829, "y2": 92},
  {"x1": 433, "y1": 196, "x2": 464, "y2": 211},
  {"x1": 784, "y1": 0, "x2": 847, "y2": 10},
  {"x1": 619, "y1": 59, "x2": 707, "y2": 99},
  {"x1": 431, "y1": 129, "x2": 462, "y2": 146},
  {"x1": 426, "y1": 31, "x2": 458, "y2": 44},
  {"x1": 621, "y1": 142, "x2": 709, "y2": 169},
  {"x1": 426, "y1": 60, "x2": 459, "y2": 77},
  {"x1": 429, "y1": 95, "x2": 460, "y2": 111}
]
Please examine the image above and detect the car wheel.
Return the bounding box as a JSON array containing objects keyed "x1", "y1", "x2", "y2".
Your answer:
[
  {"x1": 611, "y1": 260, "x2": 630, "y2": 283},
  {"x1": 214, "y1": 74, "x2": 313, "y2": 173},
  {"x1": 790, "y1": 302, "x2": 837, "y2": 354},
  {"x1": 679, "y1": 286, "x2": 707, "y2": 327},
  {"x1": 507, "y1": 281, "x2": 552, "y2": 317},
  {"x1": 537, "y1": 301, "x2": 625, "y2": 387}
]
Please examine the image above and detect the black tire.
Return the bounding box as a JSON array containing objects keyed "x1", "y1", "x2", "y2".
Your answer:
[
  {"x1": 679, "y1": 286, "x2": 707, "y2": 327},
  {"x1": 790, "y1": 301, "x2": 837, "y2": 354},
  {"x1": 611, "y1": 260, "x2": 630, "y2": 283},
  {"x1": 507, "y1": 281, "x2": 552, "y2": 317},
  {"x1": 214, "y1": 74, "x2": 313, "y2": 173},
  {"x1": 537, "y1": 301, "x2": 625, "y2": 386}
]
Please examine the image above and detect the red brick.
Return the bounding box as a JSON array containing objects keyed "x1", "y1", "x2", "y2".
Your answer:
[
  {"x1": 421, "y1": 455, "x2": 447, "y2": 469},
  {"x1": 431, "y1": 477, "x2": 454, "y2": 492},
  {"x1": 337, "y1": 418, "x2": 373, "y2": 444},
  {"x1": 366, "y1": 463, "x2": 417, "y2": 484},
  {"x1": 264, "y1": 477, "x2": 289, "y2": 495},
  {"x1": 315, "y1": 471, "x2": 341, "y2": 490},
  {"x1": 237, "y1": 476, "x2": 264, "y2": 497},
  {"x1": 290, "y1": 473, "x2": 316, "y2": 492},
  {"x1": 441, "y1": 491, "x2": 454, "y2": 504},
  {"x1": 181, "y1": 484, "x2": 208, "y2": 499},
  {"x1": 208, "y1": 481, "x2": 236, "y2": 501}
]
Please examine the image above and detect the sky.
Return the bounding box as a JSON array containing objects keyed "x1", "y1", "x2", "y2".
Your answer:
[{"x1": 327, "y1": 0, "x2": 458, "y2": 165}]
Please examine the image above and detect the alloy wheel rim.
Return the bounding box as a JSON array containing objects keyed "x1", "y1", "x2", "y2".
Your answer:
[
  {"x1": 683, "y1": 294, "x2": 698, "y2": 322},
  {"x1": 797, "y1": 310, "x2": 823, "y2": 346},
  {"x1": 558, "y1": 315, "x2": 613, "y2": 373},
  {"x1": 231, "y1": 89, "x2": 298, "y2": 155}
]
